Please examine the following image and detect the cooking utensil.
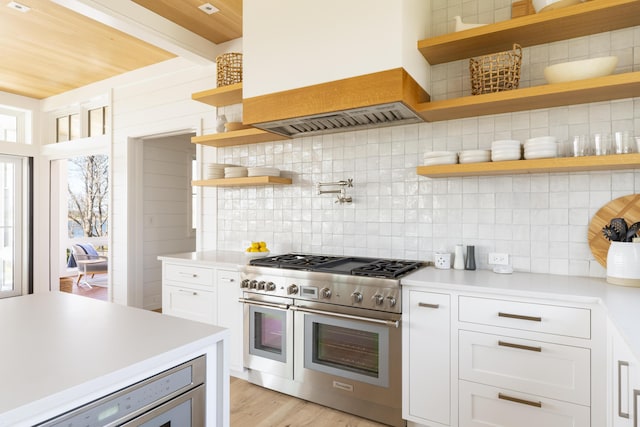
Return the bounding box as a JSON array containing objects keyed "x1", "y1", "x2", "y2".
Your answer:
[
  {"x1": 610, "y1": 218, "x2": 628, "y2": 240},
  {"x1": 602, "y1": 225, "x2": 619, "y2": 242},
  {"x1": 626, "y1": 222, "x2": 640, "y2": 242}
]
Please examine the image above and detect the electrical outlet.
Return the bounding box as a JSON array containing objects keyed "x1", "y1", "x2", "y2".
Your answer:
[
  {"x1": 488, "y1": 253, "x2": 509, "y2": 265},
  {"x1": 434, "y1": 253, "x2": 451, "y2": 269}
]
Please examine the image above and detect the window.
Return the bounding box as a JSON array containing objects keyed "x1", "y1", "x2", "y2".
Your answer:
[
  {"x1": 0, "y1": 114, "x2": 17, "y2": 143},
  {"x1": 56, "y1": 113, "x2": 81, "y2": 142},
  {"x1": 0, "y1": 106, "x2": 30, "y2": 144},
  {"x1": 89, "y1": 106, "x2": 108, "y2": 137}
]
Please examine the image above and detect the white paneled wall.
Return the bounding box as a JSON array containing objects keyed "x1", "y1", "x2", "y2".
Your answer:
[{"x1": 142, "y1": 135, "x2": 196, "y2": 310}]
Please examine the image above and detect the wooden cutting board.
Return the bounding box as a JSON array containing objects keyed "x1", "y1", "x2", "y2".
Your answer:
[{"x1": 588, "y1": 194, "x2": 640, "y2": 267}]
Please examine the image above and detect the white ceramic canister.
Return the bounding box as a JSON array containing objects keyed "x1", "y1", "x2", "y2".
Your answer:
[
  {"x1": 453, "y1": 245, "x2": 465, "y2": 270},
  {"x1": 606, "y1": 241, "x2": 640, "y2": 287}
]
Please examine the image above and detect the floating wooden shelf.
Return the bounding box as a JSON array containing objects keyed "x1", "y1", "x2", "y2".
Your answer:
[
  {"x1": 415, "y1": 72, "x2": 640, "y2": 122},
  {"x1": 192, "y1": 83, "x2": 243, "y2": 107},
  {"x1": 418, "y1": 0, "x2": 640, "y2": 65},
  {"x1": 191, "y1": 128, "x2": 289, "y2": 148},
  {"x1": 416, "y1": 153, "x2": 640, "y2": 178},
  {"x1": 192, "y1": 176, "x2": 292, "y2": 187}
]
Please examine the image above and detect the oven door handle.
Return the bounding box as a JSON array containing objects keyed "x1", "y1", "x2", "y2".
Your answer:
[
  {"x1": 238, "y1": 297, "x2": 290, "y2": 310},
  {"x1": 291, "y1": 305, "x2": 400, "y2": 328}
]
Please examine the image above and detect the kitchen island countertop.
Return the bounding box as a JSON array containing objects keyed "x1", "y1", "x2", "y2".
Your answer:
[
  {"x1": 402, "y1": 267, "x2": 640, "y2": 361},
  {"x1": 0, "y1": 292, "x2": 229, "y2": 426}
]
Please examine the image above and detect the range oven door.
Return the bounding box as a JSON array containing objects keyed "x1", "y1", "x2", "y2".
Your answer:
[
  {"x1": 291, "y1": 302, "x2": 403, "y2": 426},
  {"x1": 241, "y1": 293, "x2": 294, "y2": 380}
]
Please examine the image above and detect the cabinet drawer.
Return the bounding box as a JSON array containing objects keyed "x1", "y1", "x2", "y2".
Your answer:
[
  {"x1": 459, "y1": 296, "x2": 590, "y2": 339},
  {"x1": 162, "y1": 284, "x2": 216, "y2": 324},
  {"x1": 459, "y1": 330, "x2": 590, "y2": 405},
  {"x1": 164, "y1": 263, "x2": 214, "y2": 287},
  {"x1": 459, "y1": 380, "x2": 590, "y2": 427}
]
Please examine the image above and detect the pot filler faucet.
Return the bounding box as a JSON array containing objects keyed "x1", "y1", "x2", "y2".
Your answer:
[{"x1": 316, "y1": 179, "x2": 353, "y2": 204}]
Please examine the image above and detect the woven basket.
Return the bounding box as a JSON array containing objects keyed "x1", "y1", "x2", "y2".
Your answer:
[
  {"x1": 470, "y1": 44, "x2": 522, "y2": 95},
  {"x1": 216, "y1": 52, "x2": 243, "y2": 87}
]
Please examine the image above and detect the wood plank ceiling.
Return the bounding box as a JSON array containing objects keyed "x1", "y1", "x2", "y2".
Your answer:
[{"x1": 0, "y1": 0, "x2": 242, "y2": 99}]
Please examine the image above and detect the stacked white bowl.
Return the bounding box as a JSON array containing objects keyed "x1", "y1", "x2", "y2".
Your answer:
[
  {"x1": 206, "y1": 163, "x2": 234, "y2": 179},
  {"x1": 247, "y1": 167, "x2": 280, "y2": 177},
  {"x1": 458, "y1": 149, "x2": 491, "y2": 164},
  {"x1": 491, "y1": 140, "x2": 521, "y2": 161},
  {"x1": 524, "y1": 136, "x2": 557, "y2": 159},
  {"x1": 224, "y1": 166, "x2": 248, "y2": 178},
  {"x1": 423, "y1": 151, "x2": 458, "y2": 166}
]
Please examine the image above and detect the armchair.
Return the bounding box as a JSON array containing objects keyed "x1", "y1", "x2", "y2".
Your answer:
[{"x1": 71, "y1": 243, "x2": 108, "y2": 288}]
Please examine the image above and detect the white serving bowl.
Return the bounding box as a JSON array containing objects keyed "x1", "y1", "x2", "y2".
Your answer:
[
  {"x1": 532, "y1": 0, "x2": 583, "y2": 13},
  {"x1": 544, "y1": 56, "x2": 618, "y2": 84}
]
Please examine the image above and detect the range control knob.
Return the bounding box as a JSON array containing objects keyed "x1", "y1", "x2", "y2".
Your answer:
[
  {"x1": 287, "y1": 284, "x2": 299, "y2": 295},
  {"x1": 351, "y1": 291, "x2": 363, "y2": 304},
  {"x1": 266, "y1": 282, "x2": 276, "y2": 291},
  {"x1": 249, "y1": 280, "x2": 258, "y2": 289},
  {"x1": 240, "y1": 279, "x2": 250, "y2": 288},
  {"x1": 319, "y1": 287, "x2": 332, "y2": 299},
  {"x1": 373, "y1": 294, "x2": 384, "y2": 305},
  {"x1": 386, "y1": 296, "x2": 397, "y2": 307},
  {"x1": 257, "y1": 281, "x2": 266, "y2": 290}
]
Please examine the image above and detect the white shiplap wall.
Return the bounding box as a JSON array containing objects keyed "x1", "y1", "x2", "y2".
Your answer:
[{"x1": 142, "y1": 135, "x2": 196, "y2": 309}]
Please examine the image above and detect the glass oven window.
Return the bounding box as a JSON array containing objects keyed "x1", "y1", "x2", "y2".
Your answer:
[
  {"x1": 314, "y1": 324, "x2": 379, "y2": 377},
  {"x1": 249, "y1": 306, "x2": 287, "y2": 363},
  {"x1": 304, "y1": 314, "x2": 389, "y2": 387}
]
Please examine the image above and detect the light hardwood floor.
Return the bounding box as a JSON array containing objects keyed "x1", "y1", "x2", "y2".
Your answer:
[{"x1": 230, "y1": 377, "x2": 390, "y2": 427}]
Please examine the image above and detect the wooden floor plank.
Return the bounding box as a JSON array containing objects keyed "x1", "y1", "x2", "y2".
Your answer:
[{"x1": 230, "y1": 377, "x2": 389, "y2": 427}]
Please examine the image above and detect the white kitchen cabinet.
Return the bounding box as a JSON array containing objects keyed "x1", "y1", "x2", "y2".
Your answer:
[
  {"x1": 403, "y1": 290, "x2": 452, "y2": 426},
  {"x1": 161, "y1": 258, "x2": 245, "y2": 376},
  {"x1": 458, "y1": 380, "x2": 590, "y2": 427},
  {"x1": 216, "y1": 268, "x2": 244, "y2": 373},
  {"x1": 162, "y1": 283, "x2": 217, "y2": 324},
  {"x1": 459, "y1": 329, "x2": 590, "y2": 405},
  {"x1": 610, "y1": 321, "x2": 640, "y2": 427},
  {"x1": 402, "y1": 281, "x2": 605, "y2": 427}
]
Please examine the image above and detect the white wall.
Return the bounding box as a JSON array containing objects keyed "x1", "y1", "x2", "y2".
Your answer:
[
  {"x1": 142, "y1": 134, "x2": 196, "y2": 310},
  {"x1": 243, "y1": 0, "x2": 431, "y2": 97}
]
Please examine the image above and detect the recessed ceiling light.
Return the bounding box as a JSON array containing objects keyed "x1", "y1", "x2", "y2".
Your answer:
[
  {"x1": 198, "y1": 3, "x2": 219, "y2": 15},
  {"x1": 7, "y1": 1, "x2": 30, "y2": 12}
]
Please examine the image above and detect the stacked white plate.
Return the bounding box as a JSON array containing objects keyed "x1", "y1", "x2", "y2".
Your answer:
[
  {"x1": 247, "y1": 167, "x2": 280, "y2": 177},
  {"x1": 423, "y1": 151, "x2": 458, "y2": 166},
  {"x1": 491, "y1": 140, "x2": 522, "y2": 162},
  {"x1": 206, "y1": 163, "x2": 234, "y2": 179},
  {"x1": 458, "y1": 149, "x2": 491, "y2": 164},
  {"x1": 524, "y1": 136, "x2": 557, "y2": 159},
  {"x1": 224, "y1": 166, "x2": 248, "y2": 178}
]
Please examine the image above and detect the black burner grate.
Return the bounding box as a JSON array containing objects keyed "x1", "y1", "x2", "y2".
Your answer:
[{"x1": 250, "y1": 253, "x2": 424, "y2": 278}]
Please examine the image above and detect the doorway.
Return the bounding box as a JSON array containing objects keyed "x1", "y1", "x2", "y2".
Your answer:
[{"x1": 50, "y1": 154, "x2": 109, "y2": 299}]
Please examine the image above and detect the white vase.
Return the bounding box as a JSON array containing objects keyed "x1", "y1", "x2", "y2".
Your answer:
[{"x1": 606, "y1": 241, "x2": 640, "y2": 287}]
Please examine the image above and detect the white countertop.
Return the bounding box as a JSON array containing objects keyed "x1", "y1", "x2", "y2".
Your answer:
[
  {"x1": 157, "y1": 250, "x2": 247, "y2": 269},
  {"x1": 402, "y1": 267, "x2": 640, "y2": 360},
  {"x1": 0, "y1": 292, "x2": 228, "y2": 426}
]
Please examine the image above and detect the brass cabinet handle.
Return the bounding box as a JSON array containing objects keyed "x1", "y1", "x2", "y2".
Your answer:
[
  {"x1": 498, "y1": 392, "x2": 542, "y2": 408},
  {"x1": 634, "y1": 389, "x2": 639, "y2": 427},
  {"x1": 498, "y1": 312, "x2": 542, "y2": 322},
  {"x1": 418, "y1": 302, "x2": 440, "y2": 309},
  {"x1": 498, "y1": 340, "x2": 542, "y2": 353},
  {"x1": 619, "y1": 360, "x2": 630, "y2": 419}
]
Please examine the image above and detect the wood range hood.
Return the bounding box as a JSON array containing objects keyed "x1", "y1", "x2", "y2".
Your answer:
[{"x1": 242, "y1": 68, "x2": 431, "y2": 138}]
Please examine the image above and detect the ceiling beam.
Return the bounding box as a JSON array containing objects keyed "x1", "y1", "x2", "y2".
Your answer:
[{"x1": 51, "y1": 0, "x2": 219, "y2": 64}]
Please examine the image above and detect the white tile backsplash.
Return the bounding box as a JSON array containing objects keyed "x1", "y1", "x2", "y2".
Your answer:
[{"x1": 209, "y1": 4, "x2": 640, "y2": 277}]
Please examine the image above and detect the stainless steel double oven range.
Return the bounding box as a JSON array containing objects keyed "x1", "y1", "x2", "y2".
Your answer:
[{"x1": 240, "y1": 253, "x2": 425, "y2": 427}]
